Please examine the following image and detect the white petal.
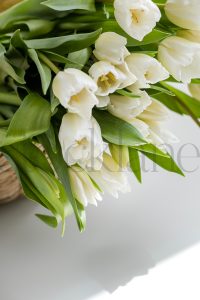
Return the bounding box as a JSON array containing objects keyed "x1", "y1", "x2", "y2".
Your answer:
[
  {"x1": 165, "y1": 0, "x2": 200, "y2": 31},
  {"x1": 108, "y1": 89, "x2": 152, "y2": 120},
  {"x1": 126, "y1": 53, "x2": 169, "y2": 88},
  {"x1": 89, "y1": 61, "x2": 126, "y2": 96},
  {"x1": 114, "y1": 0, "x2": 161, "y2": 41},
  {"x1": 158, "y1": 36, "x2": 200, "y2": 83},
  {"x1": 93, "y1": 32, "x2": 130, "y2": 65}
]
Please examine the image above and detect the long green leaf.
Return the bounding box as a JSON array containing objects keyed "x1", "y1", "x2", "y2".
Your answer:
[
  {"x1": 142, "y1": 151, "x2": 184, "y2": 176},
  {"x1": 42, "y1": 0, "x2": 95, "y2": 11},
  {"x1": 161, "y1": 82, "x2": 200, "y2": 118},
  {"x1": 28, "y1": 49, "x2": 51, "y2": 95},
  {"x1": 39, "y1": 133, "x2": 86, "y2": 232},
  {"x1": 25, "y1": 29, "x2": 102, "y2": 54},
  {"x1": 93, "y1": 110, "x2": 146, "y2": 146},
  {"x1": 2, "y1": 93, "x2": 51, "y2": 146},
  {"x1": 129, "y1": 148, "x2": 142, "y2": 183}
]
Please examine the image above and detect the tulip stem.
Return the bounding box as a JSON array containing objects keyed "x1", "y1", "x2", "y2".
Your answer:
[
  {"x1": 0, "y1": 92, "x2": 21, "y2": 106},
  {"x1": 38, "y1": 52, "x2": 60, "y2": 74},
  {"x1": 156, "y1": 3, "x2": 165, "y2": 8}
]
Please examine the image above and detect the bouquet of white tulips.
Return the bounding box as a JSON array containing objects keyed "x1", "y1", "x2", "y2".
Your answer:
[{"x1": 0, "y1": 0, "x2": 200, "y2": 234}]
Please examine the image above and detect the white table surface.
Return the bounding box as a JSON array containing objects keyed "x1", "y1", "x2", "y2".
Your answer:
[{"x1": 0, "y1": 112, "x2": 200, "y2": 300}]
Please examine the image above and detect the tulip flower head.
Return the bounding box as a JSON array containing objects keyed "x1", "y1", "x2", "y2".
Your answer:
[
  {"x1": 89, "y1": 153, "x2": 131, "y2": 198},
  {"x1": 89, "y1": 61, "x2": 127, "y2": 96},
  {"x1": 53, "y1": 68, "x2": 98, "y2": 119},
  {"x1": 126, "y1": 53, "x2": 169, "y2": 88},
  {"x1": 114, "y1": 0, "x2": 161, "y2": 41},
  {"x1": 93, "y1": 32, "x2": 130, "y2": 65},
  {"x1": 158, "y1": 36, "x2": 200, "y2": 83},
  {"x1": 165, "y1": 0, "x2": 200, "y2": 31},
  {"x1": 59, "y1": 113, "x2": 104, "y2": 170},
  {"x1": 108, "y1": 89, "x2": 152, "y2": 121},
  {"x1": 69, "y1": 166, "x2": 103, "y2": 207}
]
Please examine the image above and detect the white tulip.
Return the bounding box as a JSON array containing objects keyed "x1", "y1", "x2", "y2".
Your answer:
[
  {"x1": 114, "y1": 0, "x2": 161, "y2": 41},
  {"x1": 69, "y1": 166, "x2": 102, "y2": 207},
  {"x1": 136, "y1": 99, "x2": 179, "y2": 148},
  {"x1": 177, "y1": 29, "x2": 200, "y2": 44},
  {"x1": 165, "y1": 0, "x2": 200, "y2": 31},
  {"x1": 126, "y1": 53, "x2": 169, "y2": 88},
  {"x1": 128, "y1": 118, "x2": 150, "y2": 139},
  {"x1": 93, "y1": 32, "x2": 130, "y2": 65},
  {"x1": 89, "y1": 153, "x2": 131, "y2": 198},
  {"x1": 158, "y1": 36, "x2": 200, "y2": 83},
  {"x1": 139, "y1": 98, "x2": 169, "y2": 122},
  {"x1": 89, "y1": 61, "x2": 127, "y2": 96},
  {"x1": 59, "y1": 113, "x2": 104, "y2": 170},
  {"x1": 189, "y1": 84, "x2": 200, "y2": 101},
  {"x1": 52, "y1": 68, "x2": 98, "y2": 119},
  {"x1": 108, "y1": 89, "x2": 152, "y2": 120},
  {"x1": 117, "y1": 62, "x2": 137, "y2": 88}
]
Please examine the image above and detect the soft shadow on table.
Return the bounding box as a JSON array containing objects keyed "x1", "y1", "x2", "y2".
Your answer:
[{"x1": 0, "y1": 116, "x2": 200, "y2": 300}]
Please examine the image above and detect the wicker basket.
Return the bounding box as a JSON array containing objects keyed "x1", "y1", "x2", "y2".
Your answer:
[
  {"x1": 0, "y1": 153, "x2": 22, "y2": 204},
  {"x1": 0, "y1": 0, "x2": 23, "y2": 204}
]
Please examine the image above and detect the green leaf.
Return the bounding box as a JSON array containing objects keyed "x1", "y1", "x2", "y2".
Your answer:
[
  {"x1": 142, "y1": 151, "x2": 184, "y2": 176},
  {"x1": 25, "y1": 29, "x2": 102, "y2": 54},
  {"x1": 36, "y1": 214, "x2": 58, "y2": 228},
  {"x1": 12, "y1": 140, "x2": 53, "y2": 174},
  {"x1": 148, "y1": 84, "x2": 175, "y2": 96},
  {"x1": 3, "y1": 146, "x2": 66, "y2": 220},
  {"x1": 129, "y1": 148, "x2": 142, "y2": 183},
  {"x1": 0, "y1": 0, "x2": 57, "y2": 31},
  {"x1": 43, "y1": 51, "x2": 82, "y2": 68},
  {"x1": 161, "y1": 82, "x2": 200, "y2": 118},
  {"x1": 116, "y1": 89, "x2": 140, "y2": 98},
  {"x1": 14, "y1": 19, "x2": 55, "y2": 39},
  {"x1": 132, "y1": 143, "x2": 169, "y2": 157},
  {"x1": 42, "y1": 0, "x2": 95, "y2": 11},
  {"x1": 39, "y1": 133, "x2": 86, "y2": 232},
  {"x1": 68, "y1": 48, "x2": 92, "y2": 70},
  {"x1": 2, "y1": 93, "x2": 51, "y2": 146},
  {"x1": 0, "y1": 43, "x2": 25, "y2": 84},
  {"x1": 93, "y1": 110, "x2": 146, "y2": 146},
  {"x1": 28, "y1": 49, "x2": 51, "y2": 95},
  {"x1": 152, "y1": 92, "x2": 183, "y2": 115}
]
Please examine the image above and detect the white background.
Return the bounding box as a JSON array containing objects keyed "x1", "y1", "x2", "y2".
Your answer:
[{"x1": 0, "y1": 112, "x2": 200, "y2": 300}]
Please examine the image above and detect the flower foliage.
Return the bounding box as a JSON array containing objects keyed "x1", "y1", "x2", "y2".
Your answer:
[{"x1": 0, "y1": 0, "x2": 200, "y2": 234}]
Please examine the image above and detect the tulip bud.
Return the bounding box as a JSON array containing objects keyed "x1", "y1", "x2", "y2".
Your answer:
[
  {"x1": 165, "y1": 0, "x2": 200, "y2": 31},
  {"x1": 126, "y1": 53, "x2": 169, "y2": 89},
  {"x1": 93, "y1": 32, "x2": 130, "y2": 65},
  {"x1": 108, "y1": 89, "x2": 152, "y2": 120},
  {"x1": 158, "y1": 36, "x2": 200, "y2": 83},
  {"x1": 109, "y1": 144, "x2": 129, "y2": 168},
  {"x1": 88, "y1": 153, "x2": 131, "y2": 198},
  {"x1": 52, "y1": 68, "x2": 98, "y2": 119},
  {"x1": 59, "y1": 113, "x2": 104, "y2": 170},
  {"x1": 114, "y1": 0, "x2": 161, "y2": 41},
  {"x1": 69, "y1": 166, "x2": 102, "y2": 207}
]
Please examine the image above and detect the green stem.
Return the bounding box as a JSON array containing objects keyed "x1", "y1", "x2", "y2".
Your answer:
[
  {"x1": 156, "y1": 3, "x2": 165, "y2": 8},
  {"x1": 0, "y1": 92, "x2": 21, "y2": 106},
  {"x1": 38, "y1": 52, "x2": 60, "y2": 74}
]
